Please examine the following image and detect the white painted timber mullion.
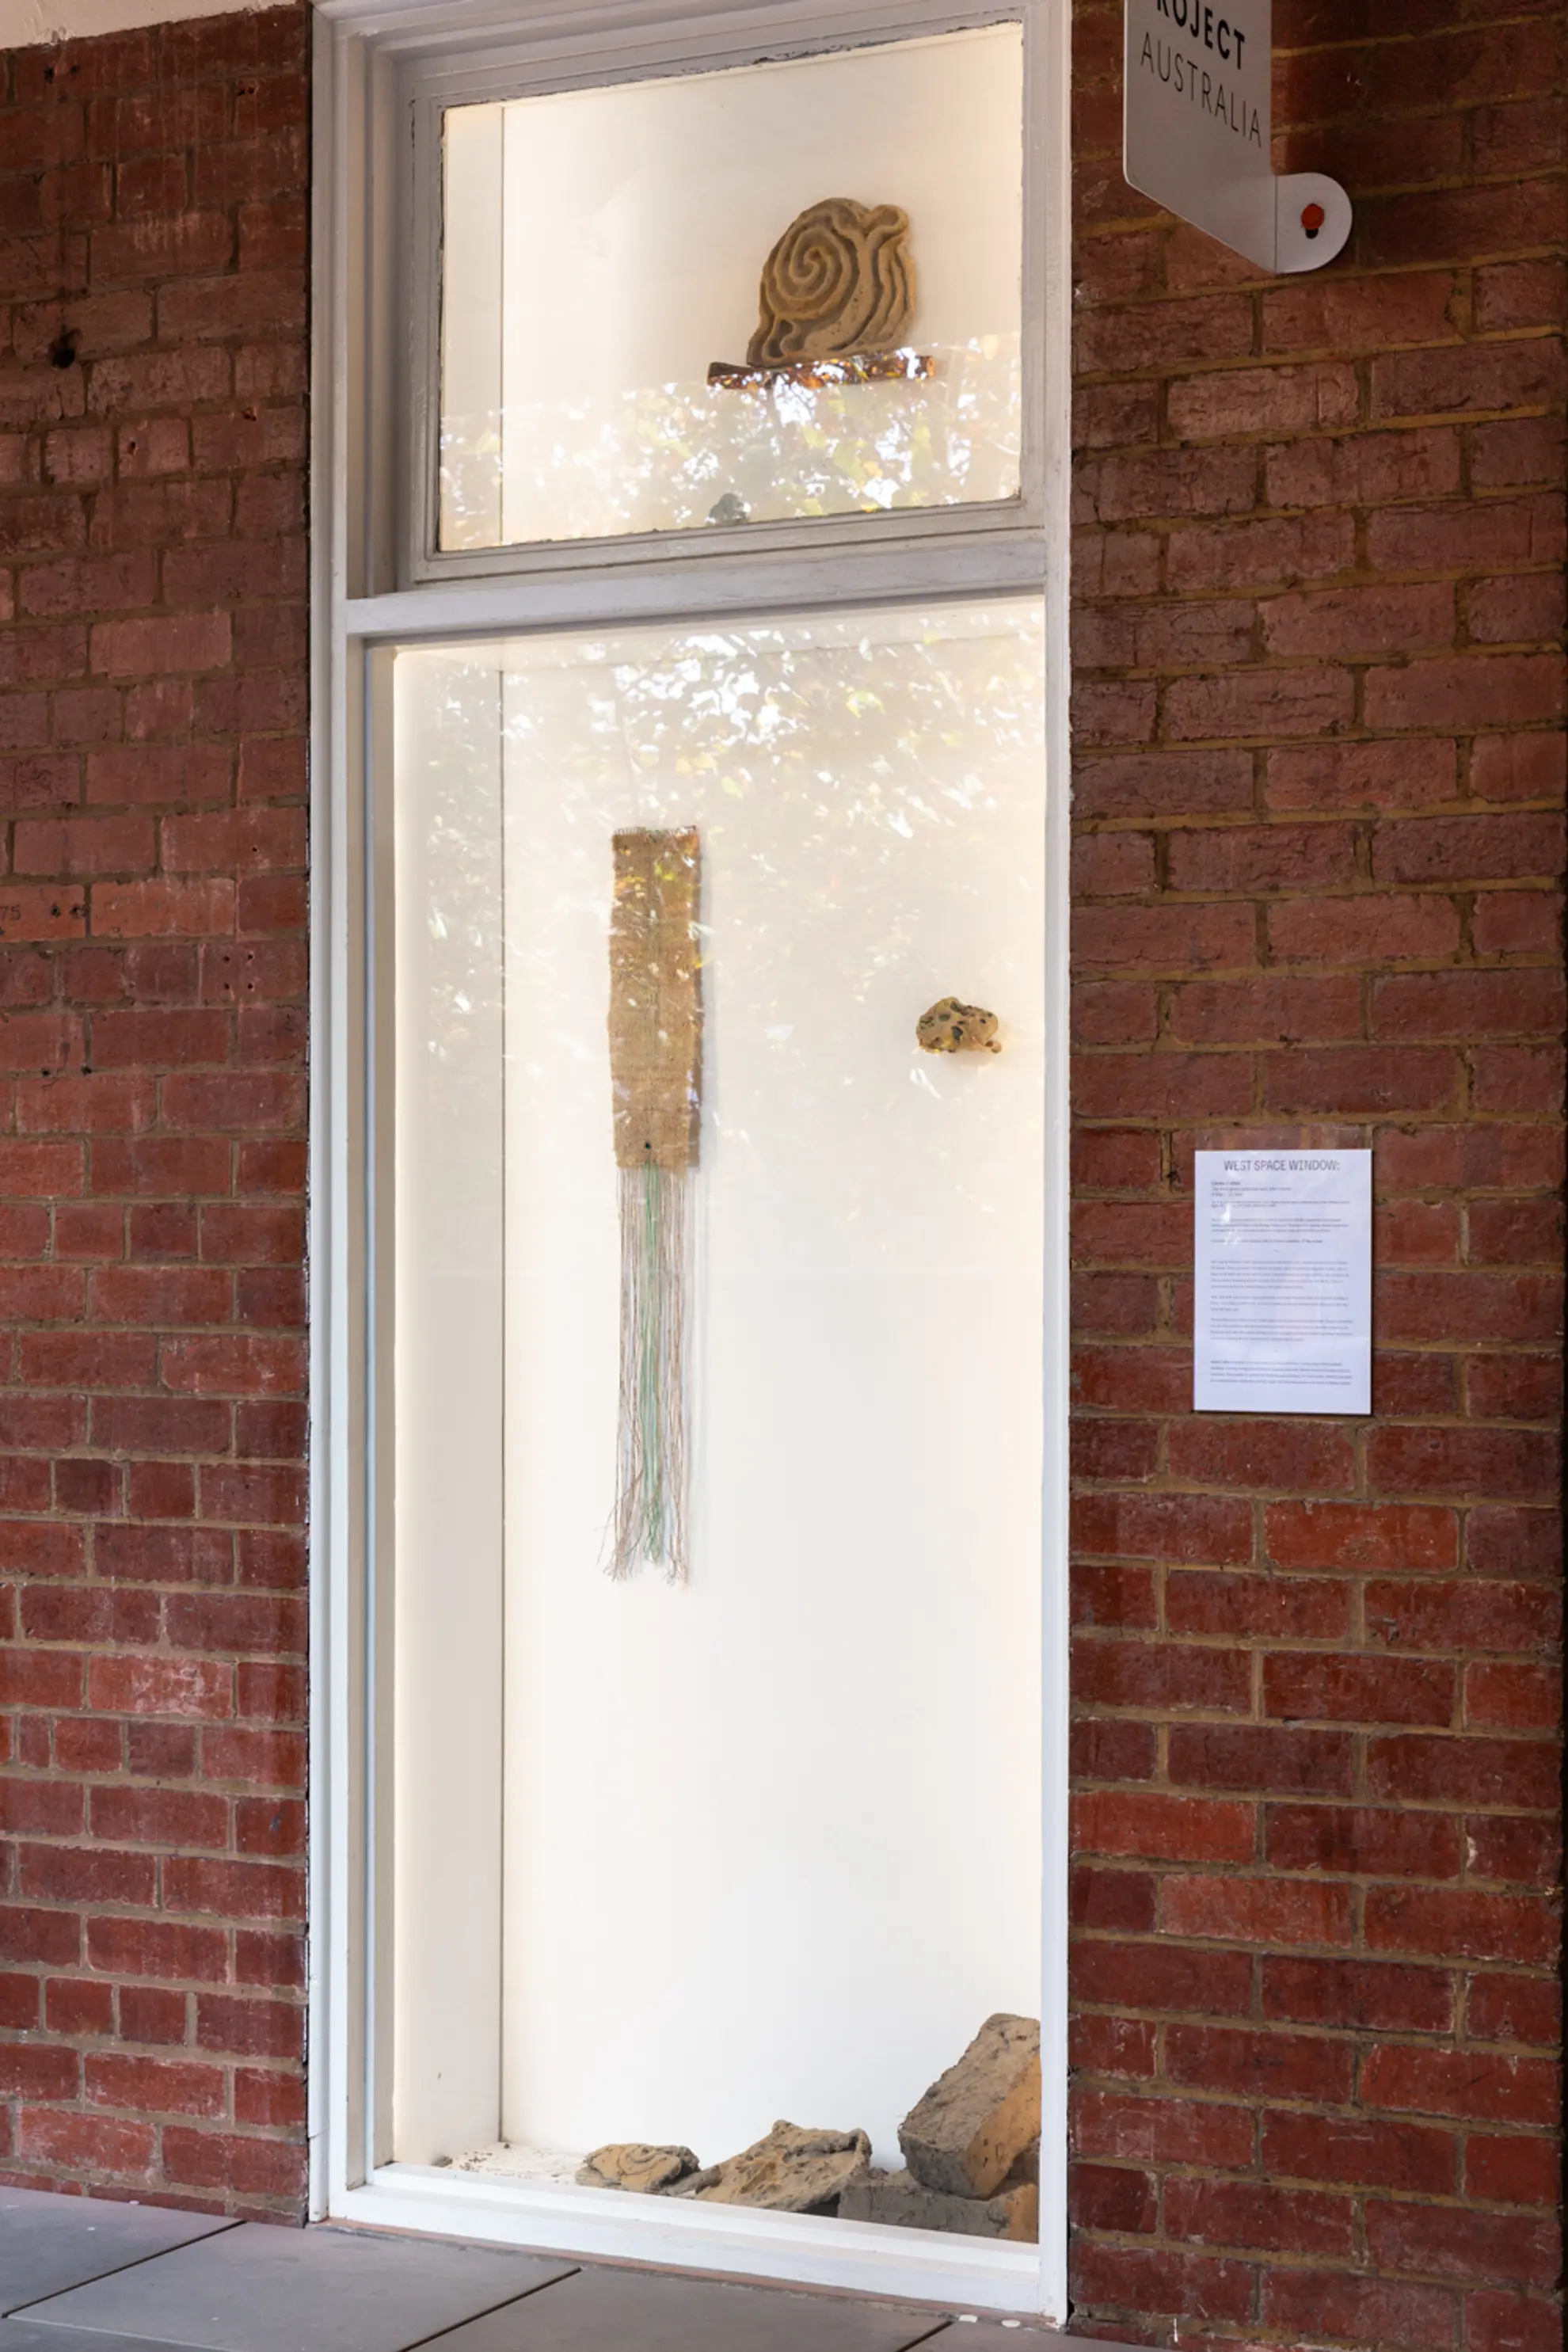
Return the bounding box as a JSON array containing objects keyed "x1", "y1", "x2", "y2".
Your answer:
[
  {"x1": 309, "y1": 1, "x2": 356, "y2": 2222},
  {"x1": 1033, "y1": 0, "x2": 1073, "y2": 2320}
]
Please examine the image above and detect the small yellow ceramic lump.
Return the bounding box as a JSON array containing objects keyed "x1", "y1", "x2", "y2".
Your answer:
[{"x1": 916, "y1": 998, "x2": 1002, "y2": 1055}]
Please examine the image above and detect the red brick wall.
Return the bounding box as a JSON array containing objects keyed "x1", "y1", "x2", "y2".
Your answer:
[
  {"x1": 0, "y1": 5, "x2": 308, "y2": 2217},
  {"x1": 1069, "y1": 4, "x2": 1566, "y2": 2349},
  {"x1": 0, "y1": 0, "x2": 1561, "y2": 2327}
]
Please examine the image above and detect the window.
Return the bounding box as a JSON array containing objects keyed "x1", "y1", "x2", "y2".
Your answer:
[
  {"x1": 313, "y1": 0, "x2": 1070, "y2": 2319},
  {"x1": 435, "y1": 29, "x2": 1025, "y2": 550}
]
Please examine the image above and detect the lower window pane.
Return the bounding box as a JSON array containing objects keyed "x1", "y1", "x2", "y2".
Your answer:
[{"x1": 390, "y1": 600, "x2": 1046, "y2": 2236}]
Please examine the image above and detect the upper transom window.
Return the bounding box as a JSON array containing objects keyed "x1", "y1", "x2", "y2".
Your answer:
[{"x1": 431, "y1": 25, "x2": 1026, "y2": 558}]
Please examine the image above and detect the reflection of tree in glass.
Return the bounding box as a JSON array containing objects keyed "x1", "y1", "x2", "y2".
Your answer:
[
  {"x1": 440, "y1": 336, "x2": 1021, "y2": 551},
  {"x1": 586, "y1": 618, "x2": 1045, "y2": 1247}
]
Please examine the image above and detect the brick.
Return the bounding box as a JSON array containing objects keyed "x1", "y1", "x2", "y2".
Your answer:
[
  {"x1": 1471, "y1": 419, "x2": 1568, "y2": 496},
  {"x1": 1262, "y1": 273, "x2": 1459, "y2": 356},
  {"x1": 1075, "y1": 900, "x2": 1257, "y2": 972},
  {"x1": 1368, "y1": 1731, "x2": 1560, "y2": 1813},
  {"x1": 1074, "y1": 2015, "x2": 1155, "y2": 2087},
  {"x1": 1366, "y1": 1578, "x2": 1560, "y2": 1656},
  {"x1": 157, "y1": 270, "x2": 306, "y2": 344},
  {"x1": 1076, "y1": 1052, "x2": 1254, "y2": 1118},
  {"x1": 1263, "y1": 1654, "x2": 1456, "y2": 1727},
  {"x1": 1371, "y1": 495, "x2": 1565, "y2": 581},
  {"x1": 1262, "y1": 2269, "x2": 1456, "y2": 2351},
  {"x1": 1376, "y1": 813, "x2": 1566, "y2": 889},
  {"x1": 1466, "y1": 1663, "x2": 1561, "y2": 1733},
  {"x1": 162, "y1": 1855, "x2": 303, "y2": 1925},
  {"x1": 1167, "y1": 1417, "x2": 1355, "y2": 1492},
  {"x1": 1076, "y1": 295, "x2": 1254, "y2": 377},
  {"x1": 1365, "y1": 1886, "x2": 1559, "y2": 1967},
  {"x1": 1268, "y1": 894, "x2": 1463, "y2": 965},
  {"x1": 1166, "y1": 2022, "x2": 1354, "y2": 2105},
  {"x1": 1159, "y1": 1874, "x2": 1353, "y2": 1949},
  {"x1": 1071, "y1": 2087, "x2": 1254, "y2": 2172},
  {"x1": 1074, "y1": 679, "x2": 1156, "y2": 748},
  {"x1": 1471, "y1": 1043, "x2": 1566, "y2": 1116},
  {"x1": 1262, "y1": 1047, "x2": 1460, "y2": 1117},
  {"x1": 92, "y1": 613, "x2": 232, "y2": 679},
  {"x1": 1168, "y1": 823, "x2": 1357, "y2": 894},
  {"x1": 1365, "y1": 2201, "x2": 1559, "y2": 2290},
  {"x1": 1371, "y1": 337, "x2": 1568, "y2": 421},
  {"x1": 1070, "y1": 2243, "x2": 1254, "y2": 2326},
  {"x1": 1469, "y1": 571, "x2": 1568, "y2": 648},
  {"x1": 1165, "y1": 1570, "x2": 1351, "y2": 1641},
  {"x1": 90, "y1": 1785, "x2": 228, "y2": 1850},
  {"x1": 1074, "y1": 1638, "x2": 1252, "y2": 1715},
  {"x1": 1074, "y1": 747, "x2": 1254, "y2": 820},
  {"x1": 1164, "y1": 2175, "x2": 1355, "y2": 2259},
  {"x1": 1466, "y1": 2136, "x2": 1562, "y2": 2208},
  {"x1": 1071, "y1": 1718, "x2": 1157, "y2": 1783},
  {"x1": 1376, "y1": 1201, "x2": 1461, "y2": 1269},
  {"x1": 1265, "y1": 582, "x2": 1456, "y2": 660},
  {"x1": 1071, "y1": 1791, "x2": 1254, "y2": 1866},
  {"x1": 161, "y1": 2126, "x2": 305, "y2": 2201},
  {"x1": 1167, "y1": 363, "x2": 1360, "y2": 441},
  {"x1": 1074, "y1": 1490, "x2": 1254, "y2": 1564},
  {"x1": 1166, "y1": 1723, "x2": 1355, "y2": 1796},
  {"x1": 1072, "y1": 1937, "x2": 1252, "y2": 2018},
  {"x1": 1366, "y1": 1425, "x2": 1559, "y2": 1501},
  {"x1": 1364, "y1": 2045, "x2": 1560, "y2": 2129},
  {"x1": 13, "y1": 813, "x2": 155, "y2": 877},
  {"x1": 1471, "y1": 893, "x2": 1564, "y2": 957},
  {"x1": 1076, "y1": 446, "x2": 1258, "y2": 525},
  {"x1": 84, "y1": 1916, "x2": 226, "y2": 1985},
  {"x1": 1265, "y1": 424, "x2": 1460, "y2": 511},
  {"x1": 1262, "y1": 1956, "x2": 1454, "y2": 2035},
  {"x1": 89, "y1": 880, "x2": 238, "y2": 941},
  {"x1": 1263, "y1": 2110, "x2": 1456, "y2": 2197},
  {"x1": 195, "y1": 1995, "x2": 304, "y2": 2060},
  {"x1": 1166, "y1": 667, "x2": 1355, "y2": 742},
  {"x1": 1468, "y1": 1972, "x2": 1561, "y2": 2052},
  {"x1": 86, "y1": 746, "x2": 231, "y2": 806},
  {"x1": 1374, "y1": 969, "x2": 1566, "y2": 1043},
  {"x1": 85, "y1": 1656, "x2": 230, "y2": 1737},
  {"x1": 1069, "y1": 2160, "x2": 1156, "y2": 2236},
  {"x1": 1366, "y1": 653, "x2": 1566, "y2": 736},
  {"x1": 233, "y1": 2068, "x2": 306, "y2": 2132}
]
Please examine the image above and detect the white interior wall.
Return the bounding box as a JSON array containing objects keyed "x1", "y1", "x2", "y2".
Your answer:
[
  {"x1": 393, "y1": 602, "x2": 1047, "y2": 2176},
  {"x1": 494, "y1": 29, "x2": 1023, "y2": 401},
  {"x1": 440, "y1": 27, "x2": 1024, "y2": 546},
  {"x1": 390, "y1": 657, "x2": 508, "y2": 2162}
]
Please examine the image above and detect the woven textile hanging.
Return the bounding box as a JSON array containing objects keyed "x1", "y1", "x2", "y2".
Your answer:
[{"x1": 606, "y1": 828, "x2": 702, "y2": 1580}]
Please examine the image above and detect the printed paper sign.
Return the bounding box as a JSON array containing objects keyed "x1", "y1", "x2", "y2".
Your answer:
[{"x1": 1193, "y1": 1151, "x2": 1372, "y2": 1415}]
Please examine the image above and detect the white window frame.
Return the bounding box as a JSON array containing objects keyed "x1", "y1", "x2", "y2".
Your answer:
[{"x1": 308, "y1": 0, "x2": 1073, "y2": 2321}]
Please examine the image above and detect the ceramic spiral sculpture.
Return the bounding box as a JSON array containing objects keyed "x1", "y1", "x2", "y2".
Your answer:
[{"x1": 746, "y1": 197, "x2": 915, "y2": 367}]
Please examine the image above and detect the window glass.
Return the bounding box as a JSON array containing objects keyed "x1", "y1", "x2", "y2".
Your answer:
[
  {"x1": 438, "y1": 27, "x2": 1025, "y2": 550},
  {"x1": 391, "y1": 600, "x2": 1045, "y2": 2210}
]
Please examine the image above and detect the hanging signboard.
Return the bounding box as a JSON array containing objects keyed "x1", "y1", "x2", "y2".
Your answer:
[
  {"x1": 1193, "y1": 1150, "x2": 1372, "y2": 1416},
  {"x1": 1125, "y1": 0, "x2": 1352, "y2": 272}
]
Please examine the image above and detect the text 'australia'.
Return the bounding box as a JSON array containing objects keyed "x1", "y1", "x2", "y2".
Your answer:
[{"x1": 1140, "y1": 32, "x2": 1264, "y2": 144}]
